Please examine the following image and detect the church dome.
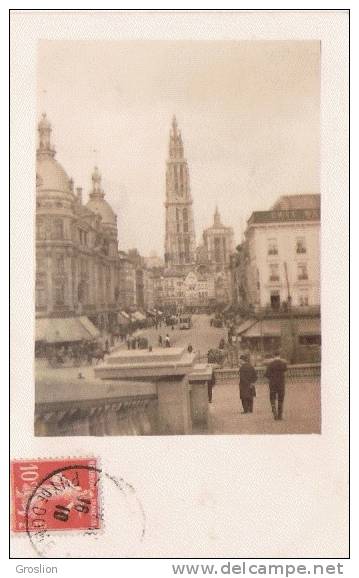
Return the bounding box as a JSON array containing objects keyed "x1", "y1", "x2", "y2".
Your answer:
[
  {"x1": 86, "y1": 197, "x2": 117, "y2": 225},
  {"x1": 37, "y1": 156, "x2": 72, "y2": 194},
  {"x1": 36, "y1": 114, "x2": 72, "y2": 195},
  {"x1": 85, "y1": 166, "x2": 117, "y2": 226}
]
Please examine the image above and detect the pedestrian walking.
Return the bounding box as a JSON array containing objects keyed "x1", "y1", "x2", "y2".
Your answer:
[
  {"x1": 207, "y1": 374, "x2": 215, "y2": 403},
  {"x1": 165, "y1": 334, "x2": 171, "y2": 348},
  {"x1": 264, "y1": 352, "x2": 287, "y2": 420},
  {"x1": 158, "y1": 335, "x2": 163, "y2": 347},
  {"x1": 239, "y1": 354, "x2": 257, "y2": 414}
]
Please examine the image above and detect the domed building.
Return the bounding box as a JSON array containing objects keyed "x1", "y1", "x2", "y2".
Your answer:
[{"x1": 35, "y1": 114, "x2": 122, "y2": 334}]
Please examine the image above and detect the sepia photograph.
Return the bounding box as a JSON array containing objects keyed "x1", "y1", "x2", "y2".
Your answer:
[
  {"x1": 10, "y1": 9, "x2": 349, "y2": 561},
  {"x1": 34, "y1": 39, "x2": 321, "y2": 437}
]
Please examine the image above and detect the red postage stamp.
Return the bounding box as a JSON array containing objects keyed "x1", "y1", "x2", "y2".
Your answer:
[{"x1": 11, "y1": 458, "x2": 100, "y2": 533}]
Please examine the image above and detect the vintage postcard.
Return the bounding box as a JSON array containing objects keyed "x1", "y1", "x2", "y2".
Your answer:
[{"x1": 10, "y1": 10, "x2": 349, "y2": 559}]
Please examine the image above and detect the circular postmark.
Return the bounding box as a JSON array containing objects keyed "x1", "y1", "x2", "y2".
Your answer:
[{"x1": 25, "y1": 464, "x2": 146, "y2": 558}]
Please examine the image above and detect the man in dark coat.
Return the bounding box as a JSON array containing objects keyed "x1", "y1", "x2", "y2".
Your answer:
[
  {"x1": 264, "y1": 352, "x2": 287, "y2": 420},
  {"x1": 239, "y1": 354, "x2": 257, "y2": 414}
]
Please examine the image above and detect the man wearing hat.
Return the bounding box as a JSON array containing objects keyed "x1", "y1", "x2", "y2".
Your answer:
[
  {"x1": 264, "y1": 351, "x2": 287, "y2": 420},
  {"x1": 239, "y1": 354, "x2": 257, "y2": 414}
]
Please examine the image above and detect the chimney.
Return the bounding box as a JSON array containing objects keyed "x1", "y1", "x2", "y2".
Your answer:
[{"x1": 76, "y1": 187, "x2": 83, "y2": 204}]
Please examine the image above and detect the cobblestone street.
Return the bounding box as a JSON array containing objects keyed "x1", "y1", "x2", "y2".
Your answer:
[{"x1": 207, "y1": 380, "x2": 320, "y2": 435}]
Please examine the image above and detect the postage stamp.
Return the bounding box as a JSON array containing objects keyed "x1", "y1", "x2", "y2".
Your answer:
[{"x1": 11, "y1": 458, "x2": 100, "y2": 533}]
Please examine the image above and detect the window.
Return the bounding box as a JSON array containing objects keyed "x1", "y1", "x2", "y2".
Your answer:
[
  {"x1": 54, "y1": 279, "x2": 65, "y2": 305},
  {"x1": 184, "y1": 238, "x2": 190, "y2": 263},
  {"x1": 180, "y1": 165, "x2": 184, "y2": 194},
  {"x1": 268, "y1": 239, "x2": 278, "y2": 255},
  {"x1": 53, "y1": 219, "x2": 64, "y2": 240},
  {"x1": 79, "y1": 229, "x2": 88, "y2": 246},
  {"x1": 270, "y1": 291, "x2": 280, "y2": 310},
  {"x1": 269, "y1": 263, "x2": 280, "y2": 282},
  {"x1": 174, "y1": 166, "x2": 179, "y2": 196},
  {"x1": 183, "y1": 208, "x2": 188, "y2": 233},
  {"x1": 297, "y1": 263, "x2": 308, "y2": 281},
  {"x1": 296, "y1": 237, "x2": 306, "y2": 254},
  {"x1": 36, "y1": 219, "x2": 45, "y2": 240},
  {"x1": 98, "y1": 266, "x2": 104, "y2": 303},
  {"x1": 55, "y1": 255, "x2": 65, "y2": 274},
  {"x1": 214, "y1": 237, "x2": 222, "y2": 263},
  {"x1": 299, "y1": 335, "x2": 321, "y2": 346},
  {"x1": 35, "y1": 271, "x2": 47, "y2": 308},
  {"x1": 299, "y1": 291, "x2": 309, "y2": 307}
]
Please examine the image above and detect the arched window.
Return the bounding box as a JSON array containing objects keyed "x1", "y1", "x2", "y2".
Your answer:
[
  {"x1": 183, "y1": 208, "x2": 188, "y2": 233},
  {"x1": 53, "y1": 219, "x2": 64, "y2": 240},
  {"x1": 54, "y1": 279, "x2": 65, "y2": 305}
]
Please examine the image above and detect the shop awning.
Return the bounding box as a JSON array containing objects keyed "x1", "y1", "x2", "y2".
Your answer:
[
  {"x1": 35, "y1": 317, "x2": 100, "y2": 343},
  {"x1": 78, "y1": 316, "x2": 100, "y2": 338},
  {"x1": 297, "y1": 317, "x2": 321, "y2": 336},
  {"x1": 241, "y1": 319, "x2": 281, "y2": 338},
  {"x1": 236, "y1": 319, "x2": 257, "y2": 335},
  {"x1": 117, "y1": 312, "x2": 130, "y2": 325},
  {"x1": 132, "y1": 311, "x2": 146, "y2": 321}
]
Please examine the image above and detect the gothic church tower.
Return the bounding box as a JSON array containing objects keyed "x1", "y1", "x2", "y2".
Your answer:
[{"x1": 164, "y1": 116, "x2": 196, "y2": 271}]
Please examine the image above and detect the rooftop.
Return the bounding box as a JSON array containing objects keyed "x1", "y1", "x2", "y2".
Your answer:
[{"x1": 271, "y1": 194, "x2": 320, "y2": 210}]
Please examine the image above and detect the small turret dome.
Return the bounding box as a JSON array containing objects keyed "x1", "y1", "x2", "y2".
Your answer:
[
  {"x1": 36, "y1": 113, "x2": 72, "y2": 195},
  {"x1": 85, "y1": 166, "x2": 117, "y2": 226}
]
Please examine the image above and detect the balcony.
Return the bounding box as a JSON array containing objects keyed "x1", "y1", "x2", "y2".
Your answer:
[
  {"x1": 268, "y1": 250, "x2": 278, "y2": 256},
  {"x1": 298, "y1": 275, "x2": 309, "y2": 281},
  {"x1": 296, "y1": 248, "x2": 307, "y2": 254},
  {"x1": 269, "y1": 276, "x2": 280, "y2": 282}
]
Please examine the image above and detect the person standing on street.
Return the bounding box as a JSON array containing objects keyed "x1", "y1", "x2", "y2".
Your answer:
[
  {"x1": 264, "y1": 352, "x2": 287, "y2": 420},
  {"x1": 239, "y1": 354, "x2": 257, "y2": 414},
  {"x1": 165, "y1": 334, "x2": 171, "y2": 348},
  {"x1": 158, "y1": 335, "x2": 163, "y2": 347}
]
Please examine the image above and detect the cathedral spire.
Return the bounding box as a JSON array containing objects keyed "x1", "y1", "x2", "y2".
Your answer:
[
  {"x1": 214, "y1": 206, "x2": 221, "y2": 227},
  {"x1": 169, "y1": 115, "x2": 184, "y2": 159},
  {"x1": 89, "y1": 166, "x2": 105, "y2": 199},
  {"x1": 165, "y1": 117, "x2": 196, "y2": 269},
  {"x1": 37, "y1": 113, "x2": 56, "y2": 159}
]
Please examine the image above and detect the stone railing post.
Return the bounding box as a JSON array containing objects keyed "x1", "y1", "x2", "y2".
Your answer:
[
  {"x1": 188, "y1": 364, "x2": 214, "y2": 430},
  {"x1": 94, "y1": 347, "x2": 197, "y2": 435}
]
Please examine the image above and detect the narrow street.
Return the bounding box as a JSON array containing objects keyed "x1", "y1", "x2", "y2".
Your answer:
[{"x1": 132, "y1": 313, "x2": 226, "y2": 357}]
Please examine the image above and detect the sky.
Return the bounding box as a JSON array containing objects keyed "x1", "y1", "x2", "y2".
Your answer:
[{"x1": 37, "y1": 40, "x2": 320, "y2": 256}]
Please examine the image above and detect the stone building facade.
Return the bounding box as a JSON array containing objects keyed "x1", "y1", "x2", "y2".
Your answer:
[
  {"x1": 35, "y1": 114, "x2": 121, "y2": 331},
  {"x1": 233, "y1": 194, "x2": 321, "y2": 312}
]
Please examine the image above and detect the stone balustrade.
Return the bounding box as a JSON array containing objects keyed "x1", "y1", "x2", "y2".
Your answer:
[
  {"x1": 214, "y1": 363, "x2": 321, "y2": 383},
  {"x1": 35, "y1": 375, "x2": 158, "y2": 436}
]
